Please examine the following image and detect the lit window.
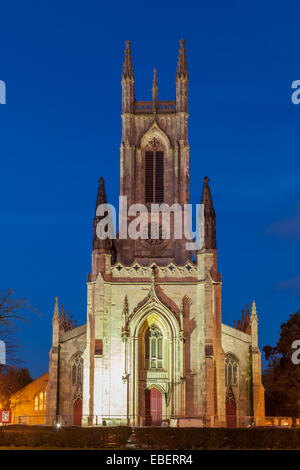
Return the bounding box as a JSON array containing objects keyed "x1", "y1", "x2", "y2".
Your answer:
[
  {"x1": 145, "y1": 324, "x2": 163, "y2": 369},
  {"x1": 34, "y1": 390, "x2": 46, "y2": 412},
  {"x1": 39, "y1": 391, "x2": 44, "y2": 411}
]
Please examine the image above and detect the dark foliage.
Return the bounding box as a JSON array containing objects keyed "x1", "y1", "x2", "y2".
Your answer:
[
  {"x1": 263, "y1": 310, "x2": 300, "y2": 418},
  {"x1": 0, "y1": 366, "x2": 32, "y2": 408},
  {"x1": 0, "y1": 289, "x2": 39, "y2": 364},
  {"x1": 1, "y1": 426, "x2": 300, "y2": 449},
  {"x1": 134, "y1": 427, "x2": 300, "y2": 450},
  {"x1": 0, "y1": 426, "x2": 132, "y2": 449}
]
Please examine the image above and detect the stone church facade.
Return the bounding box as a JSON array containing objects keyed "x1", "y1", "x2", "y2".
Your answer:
[{"x1": 46, "y1": 40, "x2": 265, "y2": 427}]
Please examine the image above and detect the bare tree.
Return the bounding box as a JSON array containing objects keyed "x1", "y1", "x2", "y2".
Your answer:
[
  {"x1": 0, "y1": 290, "x2": 38, "y2": 408},
  {"x1": 0, "y1": 366, "x2": 33, "y2": 408},
  {"x1": 0, "y1": 289, "x2": 37, "y2": 326},
  {"x1": 0, "y1": 289, "x2": 39, "y2": 365}
]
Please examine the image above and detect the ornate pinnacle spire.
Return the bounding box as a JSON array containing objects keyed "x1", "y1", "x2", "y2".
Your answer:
[
  {"x1": 59, "y1": 304, "x2": 65, "y2": 332},
  {"x1": 152, "y1": 68, "x2": 158, "y2": 89},
  {"x1": 251, "y1": 300, "x2": 258, "y2": 321},
  {"x1": 152, "y1": 68, "x2": 158, "y2": 110},
  {"x1": 177, "y1": 38, "x2": 188, "y2": 79},
  {"x1": 65, "y1": 309, "x2": 69, "y2": 330},
  {"x1": 250, "y1": 300, "x2": 258, "y2": 345},
  {"x1": 246, "y1": 303, "x2": 250, "y2": 322},
  {"x1": 52, "y1": 296, "x2": 59, "y2": 323},
  {"x1": 121, "y1": 41, "x2": 135, "y2": 114},
  {"x1": 122, "y1": 41, "x2": 134, "y2": 79},
  {"x1": 201, "y1": 177, "x2": 215, "y2": 213},
  {"x1": 93, "y1": 177, "x2": 114, "y2": 253},
  {"x1": 96, "y1": 177, "x2": 107, "y2": 209},
  {"x1": 200, "y1": 176, "x2": 216, "y2": 250}
]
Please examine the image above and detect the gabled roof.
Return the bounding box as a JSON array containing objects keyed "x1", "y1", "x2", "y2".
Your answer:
[
  {"x1": 10, "y1": 371, "x2": 49, "y2": 399},
  {"x1": 128, "y1": 279, "x2": 180, "y2": 325}
]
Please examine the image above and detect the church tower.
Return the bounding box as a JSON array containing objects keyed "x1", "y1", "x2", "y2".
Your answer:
[
  {"x1": 82, "y1": 39, "x2": 228, "y2": 427},
  {"x1": 116, "y1": 38, "x2": 191, "y2": 266}
]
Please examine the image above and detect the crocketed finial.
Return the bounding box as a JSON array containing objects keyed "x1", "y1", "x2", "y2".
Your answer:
[
  {"x1": 177, "y1": 38, "x2": 188, "y2": 79},
  {"x1": 152, "y1": 68, "x2": 158, "y2": 109},
  {"x1": 122, "y1": 41, "x2": 134, "y2": 79},
  {"x1": 200, "y1": 176, "x2": 216, "y2": 250}
]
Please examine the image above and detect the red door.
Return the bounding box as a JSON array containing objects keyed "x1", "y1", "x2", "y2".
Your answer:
[
  {"x1": 226, "y1": 400, "x2": 236, "y2": 428},
  {"x1": 73, "y1": 398, "x2": 82, "y2": 426},
  {"x1": 145, "y1": 388, "x2": 162, "y2": 426}
]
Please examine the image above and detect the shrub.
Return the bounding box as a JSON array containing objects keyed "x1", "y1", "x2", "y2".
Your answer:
[
  {"x1": 134, "y1": 427, "x2": 300, "y2": 450},
  {"x1": 0, "y1": 426, "x2": 132, "y2": 449},
  {"x1": 1, "y1": 426, "x2": 299, "y2": 449}
]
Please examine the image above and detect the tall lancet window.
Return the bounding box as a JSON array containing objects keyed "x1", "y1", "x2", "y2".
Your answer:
[
  {"x1": 71, "y1": 354, "x2": 83, "y2": 386},
  {"x1": 145, "y1": 140, "x2": 164, "y2": 203},
  {"x1": 145, "y1": 324, "x2": 163, "y2": 369},
  {"x1": 225, "y1": 354, "x2": 239, "y2": 387}
]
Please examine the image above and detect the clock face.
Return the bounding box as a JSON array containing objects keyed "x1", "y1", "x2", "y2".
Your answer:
[{"x1": 143, "y1": 222, "x2": 165, "y2": 246}]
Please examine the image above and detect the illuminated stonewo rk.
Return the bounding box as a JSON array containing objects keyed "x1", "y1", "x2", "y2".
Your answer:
[{"x1": 46, "y1": 40, "x2": 265, "y2": 427}]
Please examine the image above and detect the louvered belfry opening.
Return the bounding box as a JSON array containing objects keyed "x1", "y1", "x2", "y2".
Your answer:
[
  {"x1": 155, "y1": 151, "x2": 164, "y2": 202},
  {"x1": 145, "y1": 151, "x2": 154, "y2": 203},
  {"x1": 145, "y1": 150, "x2": 164, "y2": 203}
]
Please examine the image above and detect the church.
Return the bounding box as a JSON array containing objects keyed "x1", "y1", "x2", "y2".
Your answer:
[{"x1": 46, "y1": 40, "x2": 265, "y2": 428}]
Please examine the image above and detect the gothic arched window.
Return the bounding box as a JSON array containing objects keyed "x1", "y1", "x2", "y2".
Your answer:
[
  {"x1": 225, "y1": 354, "x2": 239, "y2": 387},
  {"x1": 71, "y1": 354, "x2": 83, "y2": 386},
  {"x1": 34, "y1": 390, "x2": 46, "y2": 411},
  {"x1": 145, "y1": 324, "x2": 163, "y2": 369},
  {"x1": 145, "y1": 147, "x2": 164, "y2": 203}
]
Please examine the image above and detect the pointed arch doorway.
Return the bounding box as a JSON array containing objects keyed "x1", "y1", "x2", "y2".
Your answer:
[
  {"x1": 226, "y1": 400, "x2": 236, "y2": 427},
  {"x1": 145, "y1": 388, "x2": 162, "y2": 426},
  {"x1": 73, "y1": 398, "x2": 82, "y2": 426},
  {"x1": 226, "y1": 387, "x2": 237, "y2": 428}
]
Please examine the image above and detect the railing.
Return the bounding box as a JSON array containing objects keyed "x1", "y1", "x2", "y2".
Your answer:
[
  {"x1": 157, "y1": 101, "x2": 176, "y2": 113},
  {"x1": 135, "y1": 101, "x2": 153, "y2": 113},
  {"x1": 9, "y1": 415, "x2": 46, "y2": 425},
  {"x1": 263, "y1": 416, "x2": 300, "y2": 427},
  {"x1": 6, "y1": 414, "x2": 300, "y2": 428},
  {"x1": 134, "y1": 101, "x2": 176, "y2": 114}
]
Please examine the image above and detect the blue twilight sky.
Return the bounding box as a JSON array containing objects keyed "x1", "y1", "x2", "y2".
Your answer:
[{"x1": 1, "y1": 0, "x2": 300, "y2": 378}]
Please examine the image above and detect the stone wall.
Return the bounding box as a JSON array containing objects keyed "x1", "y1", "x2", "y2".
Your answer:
[{"x1": 222, "y1": 324, "x2": 252, "y2": 422}]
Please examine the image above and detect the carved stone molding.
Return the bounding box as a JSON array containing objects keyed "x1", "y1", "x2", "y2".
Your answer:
[
  {"x1": 148, "y1": 137, "x2": 160, "y2": 148},
  {"x1": 179, "y1": 330, "x2": 186, "y2": 342}
]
